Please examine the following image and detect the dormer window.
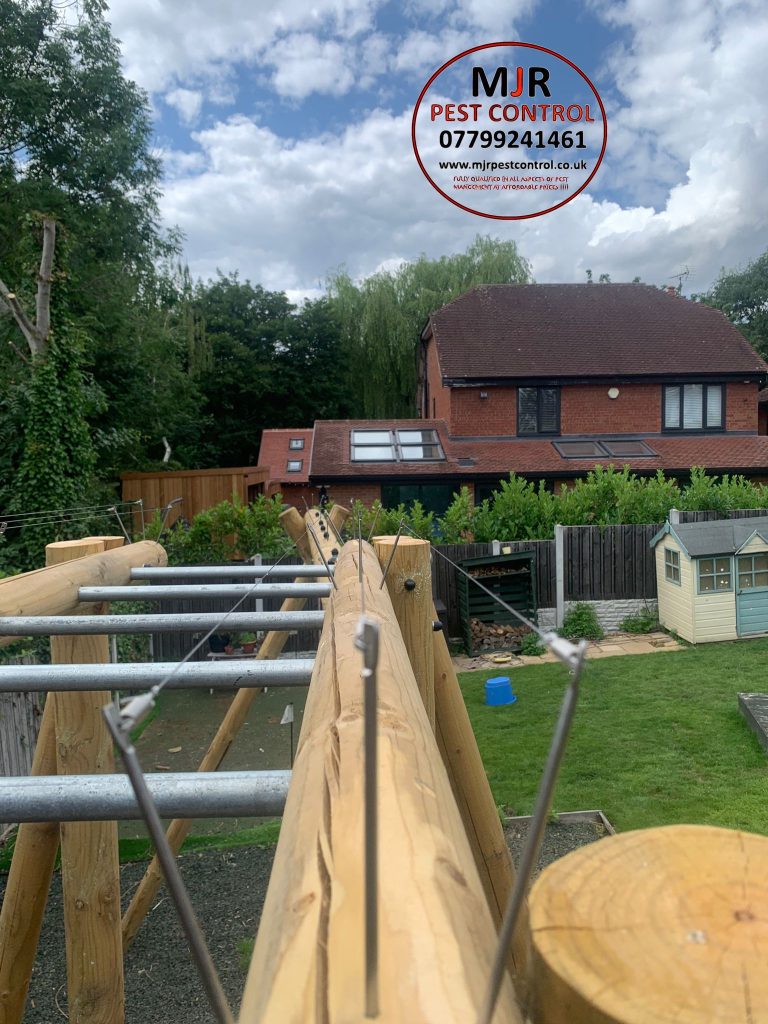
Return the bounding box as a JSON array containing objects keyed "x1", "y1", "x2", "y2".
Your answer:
[
  {"x1": 286, "y1": 459, "x2": 303, "y2": 472},
  {"x1": 288, "y1": 438, "x2": 305, "y2": 450},
  {"x1": 518, "y1": 387, "x2": 560, "y2": 435}
]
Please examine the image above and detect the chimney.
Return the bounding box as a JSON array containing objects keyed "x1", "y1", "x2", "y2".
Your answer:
[{"x1": 665, "y1": 286, "x2": 677, "y2": 297}]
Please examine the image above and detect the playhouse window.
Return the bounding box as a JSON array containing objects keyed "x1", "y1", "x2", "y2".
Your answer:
[
  {"x1": 737, "y1": 554, "x2": 768, "y2": 590},
  {"x1": 698, "y1": 557, "x2": 732, "y2": 592},
  {"x1": 665, "y1": 548, "x2": 680, "y2": 584}
]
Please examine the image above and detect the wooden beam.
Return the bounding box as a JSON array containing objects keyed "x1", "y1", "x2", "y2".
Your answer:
[
  {"x1": 0, "y1": 539, "x2": 161, "y2": 1023},
  {"x1": 48, "y1": 539, "x2": 124, "y2": 1024},
  {"x1": 241, "y1": 541, "x2": 521, "y2": 1023},
  {"x1": 372, "y1": 535, "x2": 435, "y2": 729},
  {"x1": 432, "y1": 615, "x2": 529, "y2": 990},
  {"x1": 529, "y1": 824, "x2": 768, "y2": 1024},
  {"x1": 121, "y1": 505, "x2": 349, "y2": 950}
]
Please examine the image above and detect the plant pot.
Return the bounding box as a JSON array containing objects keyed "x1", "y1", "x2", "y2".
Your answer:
[
  {"x1": 241, "y1": 641, "x2": 257, "y2": 654},
  {"x1": 224, "y1": 644, "x2": 235, "y2": 655},
  {"x1": 209, "y1": 633, "x2": 230, "y2": 654}
]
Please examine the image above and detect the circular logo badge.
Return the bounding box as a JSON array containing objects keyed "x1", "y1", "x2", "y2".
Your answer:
[{"x1": 412, "y1": 42, "x2": 607, "y2": 220}]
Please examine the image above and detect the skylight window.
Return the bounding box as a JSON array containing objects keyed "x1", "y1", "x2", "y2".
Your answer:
[
  {"x1": 288, "y1": 438, "x2": 304, "y2": 450},
  {"x1": 554, "y1": 439, "x2": 658, "y2": 459},
  {"x1": 350, "y1": 428, "x2": 445, "y2": 462},
  {"x1": 286, "y1": 459, "x2": 303, "y2": 472}
]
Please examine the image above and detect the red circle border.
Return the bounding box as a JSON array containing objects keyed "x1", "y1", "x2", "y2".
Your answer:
[{"x1": 411, "y1": 41, "x2": 608, "y2": 220}]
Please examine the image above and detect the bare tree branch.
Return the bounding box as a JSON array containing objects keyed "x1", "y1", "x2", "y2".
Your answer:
[
  {"x1": 0, "y1": 276, "x2": 41, "y2": 355},
  {"x1": 35, "y1": 217, "x2": 56, "y2": 349}
]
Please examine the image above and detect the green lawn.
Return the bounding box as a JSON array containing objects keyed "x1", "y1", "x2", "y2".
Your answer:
[{"x1": 461, "y1": 638, "x2": 768, "y2": 834}]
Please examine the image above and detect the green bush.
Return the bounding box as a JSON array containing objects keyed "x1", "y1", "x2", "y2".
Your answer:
[
  {"x1": 560, "y1": 602, "x2": 604, "y2": 641},
  {"x1": 519, "y1": 630, "x2": 546, "y2": 656},
  {"x1": 146, "y1": 494, "x2": 291, "y2": 565},
  {"x1": 344, "y1": 498, "x2": 434, "y2": 540},
  {"x1": 620, "y1": 607, "x2": 659, "y2": 633}
]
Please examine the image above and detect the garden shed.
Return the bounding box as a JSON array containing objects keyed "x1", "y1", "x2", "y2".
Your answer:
[{"x1": 651, "y1": 516, "x2": 768, "y2": 643}]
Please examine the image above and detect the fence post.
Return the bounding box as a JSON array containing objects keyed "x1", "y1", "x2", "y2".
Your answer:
[
  {"x1": 373, "y1": 535, "x2": 435, "y2": 730},
  {"x1": 555, "y1": 524, "x2": 565, "y2": 628},
  {"x1": 49, "y1": 537, "x2": 125, "y2": 1024}
]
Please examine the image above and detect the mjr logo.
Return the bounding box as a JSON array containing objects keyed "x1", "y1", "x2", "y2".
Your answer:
[{"x1": 472, "y1": 66, "x2": 551, "y2": 98}]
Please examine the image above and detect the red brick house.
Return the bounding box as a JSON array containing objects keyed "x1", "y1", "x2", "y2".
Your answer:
[
  {"x1": 257, "y1": 428, "x2": 318, "y2": 508},
  {"x1": 263, "y1": 284, "x2": 768, "y2": 512}
]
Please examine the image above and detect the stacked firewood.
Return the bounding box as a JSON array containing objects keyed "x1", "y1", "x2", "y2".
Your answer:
[{"x1": 469, "y1": 618, "x2": 528, "y2": 649}]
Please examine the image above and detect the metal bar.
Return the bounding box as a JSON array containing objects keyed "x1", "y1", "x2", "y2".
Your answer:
[
  {"x1": 0, "y1": 770, "x2": 291, "y2": 822},
  {"x1": 103, "y1": 704, "x2": 235, "y2": 1024},
  {"x1": 0, "y1": 659, "x2": 315, "y2": 692},
  {"x1": 355, "y1": 617, "x2": 380, "y2": 1018},
  {"x1": 477, "y1": 640, "x2": 588, "y2": 1024},
  {"x1": 131, "y1": 565, "x2": 331, "y2": 580},
  {"x1": 0, "y1": 611, "x2": 325, "y2": 636},
  {"x1": 306, "y1": 521, "x2": 338, "y2": 591},
  {"x1": 79, "y1": 583, "x2": 332, "y2": 602}
]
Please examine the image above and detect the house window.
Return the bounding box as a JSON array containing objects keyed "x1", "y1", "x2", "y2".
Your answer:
[
  {"x1": 663, "y1": 384, "x2": 723, "y2": 431},
  {"x1": 737, "y1": 554, "x2": 768, "y2": 589},
  {"x1": 698, "y1": 557, "x2": 732, "y2": 592},
  {"x1": 286, "y1": 459, "x2": 303, "y2": 472},
  {"x1": 553, "y1": 439, "x2": 657, "y2": 459},
  {"x1": 288, "y1": 438, "x2": 304, "y2": 450},
  {"x1": 665, "y1": 548, "x2": 680, "y2": 584},
  {"x1": 518, "y1": 387, "x2": 559, "y2": 435},
  {"x1": 350, "y1": 429, "x2": 445, "y2": 462}
]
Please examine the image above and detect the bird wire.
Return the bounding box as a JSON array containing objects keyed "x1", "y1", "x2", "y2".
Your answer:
[{"x1": 0, "y1": 500, "x2": 139, "y2": 524}]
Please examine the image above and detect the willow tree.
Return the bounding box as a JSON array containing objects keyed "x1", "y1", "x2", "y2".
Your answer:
[{"x1": 329, "y1": 235, "x2": 530, "y2": 417}]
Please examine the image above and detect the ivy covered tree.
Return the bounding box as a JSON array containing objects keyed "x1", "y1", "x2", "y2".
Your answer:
[{"x1": 329, "y1": 235, "x2": 530, "y2": 417}]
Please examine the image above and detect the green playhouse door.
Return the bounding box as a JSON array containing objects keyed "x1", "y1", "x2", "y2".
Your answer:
[{"x1": 736, "y1": 554, "x2": 768, "y2": 635}]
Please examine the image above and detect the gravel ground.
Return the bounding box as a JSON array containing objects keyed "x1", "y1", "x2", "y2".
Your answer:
[{"x1": 8, "y1": 821, "x2": 608, "y2": 1022}]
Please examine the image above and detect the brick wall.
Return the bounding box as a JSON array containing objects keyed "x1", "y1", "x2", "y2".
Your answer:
[
  {"x1": 424, "y1": 339, "x2": 451, "y2": 421},
  {"x1": 726, "y1": 382, "x2": 758, "y2": 431},
  {"x1": 561, "y1": 383, "x2": 661, "y2": 433},
  {"x1": 449, "y1": 387, "x2": 517, "y2": 435},
  {"x1": 326, "y1": 482, "x2": 381, "y2": 508}
]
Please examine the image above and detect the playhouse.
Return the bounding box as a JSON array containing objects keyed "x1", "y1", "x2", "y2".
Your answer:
[{"x1": 651, "y1": 516, "x2": 768, "y2": 643}]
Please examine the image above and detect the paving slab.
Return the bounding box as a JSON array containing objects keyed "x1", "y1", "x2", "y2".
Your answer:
[{"x1": 738, "y1": 693, "x2": 768, "y2": 755}]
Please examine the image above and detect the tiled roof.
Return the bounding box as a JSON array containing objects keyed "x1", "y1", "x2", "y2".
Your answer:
[
  {"x1": 426, "y1": 284, "x2": 767, "y2": 380},
  {"x1": 656, "y1": 517, "x2": 768, "y2": 557},
  {"x1": 310, "y1": 419, "x2": 768, "y2": 479},
  {"x1": 257, "y1": 428, "x2": 314, "y2": 483}
]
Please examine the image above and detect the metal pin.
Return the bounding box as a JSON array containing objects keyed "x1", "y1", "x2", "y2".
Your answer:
[
  {"x1": 138, "y1": 498, "x2": 146, "y2": 538},
  {"x1": 355, "y1": 617, "x2": 380, "y2": 1018},
  {"x1": 110, "y1": 506, "x2": 132, "y2": 544},
  {"x1": 477, "y1": 640, "x2": 588, "y2": 1024},
  {"x1": 306, "y1": 520, "x2": 338, "y2": 590},
  {"x1": 103, "y1": 701, "x2": 235, "y2": 1024},
  {"x1": 160, "y1": 497, "x2": 183, "y2": 531},
  {"x1": 358, "y1": 511, "x2": 365, "y2": 614},
  {"x1": 366, "y1": 505, "x2": 382, "y2": 544},
  {"x1": 324, "y1": 512, "x2": 344, "y2": 546},
  {"x1": 378, "y1": 517, "x2": 405, "y2": 589}
]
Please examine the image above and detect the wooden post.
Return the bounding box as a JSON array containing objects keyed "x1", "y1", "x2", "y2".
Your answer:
[
  {"x1": 121, "y1": 504, "x2": 349, "y2": 949},
  {"x1": 555, "y1": 524, "x2": 565, "y2": 629},
  {"x1": 47, "y1": 538, "x2": 125, "y2": 1024},
  {"x1": 0, "y1": 540, "x2": 159, "y2": 1024},
  {"x1": 529, "y1": 824, "x2": 768, "y2": 1024},
  {"x1": 372, "y1": 535, "x2": 435, "y2": 730},
  {"x1": 241, "y1": 542, "x2": 521, "y2": 1023},
  {"x1": 432, "y1": 617, "x2": 529, "y2": 986}
]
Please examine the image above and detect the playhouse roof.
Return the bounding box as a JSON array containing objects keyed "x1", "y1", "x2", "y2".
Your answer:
[{"x1": 651, "y1": 516, "x2": 768, "y2": 557}]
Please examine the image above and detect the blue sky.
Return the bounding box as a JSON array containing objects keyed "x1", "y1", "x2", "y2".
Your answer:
[{"x1": 105, "y1": 0, "x2": 768, "y2": 299}]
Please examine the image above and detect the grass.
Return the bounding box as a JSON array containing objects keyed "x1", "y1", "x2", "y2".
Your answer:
[
  {"x1": 0, "y1": 819, "x2": 282, "y2": 874},
  {"x1": 461, "y1": 637, "x2": 768, "y2": 834}
]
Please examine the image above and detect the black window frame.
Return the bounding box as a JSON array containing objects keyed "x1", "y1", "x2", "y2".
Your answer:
[
  {"x1": 663, "y1": 383, "x2": 725, "y2": 432},
  {"x1": 517, "y1": 386, "x2": 560, "y2": 436},
  {"x1": 286, "y1": 459, "x2": 303, "y2": 473},
  {"x1": 288, "y1": 437, "x2": 305, "y2": 450}
]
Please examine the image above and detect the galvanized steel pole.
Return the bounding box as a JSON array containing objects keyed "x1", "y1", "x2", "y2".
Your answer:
[
  {"x1": 0, "y1": 611, "x2": 325, "y2": 635},
  {"x1": 79, "y1": 583, "x2": 332, "y2": 602},
  {"x1": 130, "y1": 565, "x2": 331, "y2": 580}
]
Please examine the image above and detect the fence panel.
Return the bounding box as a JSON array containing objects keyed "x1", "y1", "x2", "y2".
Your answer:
[{"x1": 564, "y1": 525, "x2": 659, "y2": 601}]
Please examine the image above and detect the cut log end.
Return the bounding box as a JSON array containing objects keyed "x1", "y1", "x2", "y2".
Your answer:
[{"x1": 530, "y1": 824, "x2": 768, "y2": 1024}]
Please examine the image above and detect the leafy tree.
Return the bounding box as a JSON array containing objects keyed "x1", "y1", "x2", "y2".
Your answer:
[
  {"x1": 329, "y1": 235, "x2": 530, "y2": 417},
  {"x1": 699, "y1": 250, "x2": 768, "y2": 359}
]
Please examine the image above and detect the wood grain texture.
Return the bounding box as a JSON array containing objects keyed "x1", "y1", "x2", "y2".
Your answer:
[
  {"x1": 48, "y1": 539, "x2": 125, "y2": 1024},
  {"x1": 530, "y1": 824, "x2": 768, "y2": 1024},
  {"x1": 241, "y1": 541, "x2": 521, "y2": 1024},
  {"x1": 373, "y1": 535, "x2": 435, "y2": 730},
  {"x1": 121, "y1": 505, "x2": 348, "y2": 949},
  {"x1": 432, "y1": 616, "x2": 529, "y2": 991}
]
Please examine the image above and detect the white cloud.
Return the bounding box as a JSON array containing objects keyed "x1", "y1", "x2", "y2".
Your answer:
[
  {"x1": 164, "y1": 88, "x2": 203, "y2": 124},
  {"x1": 265, "y1": 34, "x2": 356, "y2": 99}
]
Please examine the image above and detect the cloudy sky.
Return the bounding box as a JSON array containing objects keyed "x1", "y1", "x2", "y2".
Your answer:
[{"x1": 104, "y1": 0, "x2": 768, "y2": 300}]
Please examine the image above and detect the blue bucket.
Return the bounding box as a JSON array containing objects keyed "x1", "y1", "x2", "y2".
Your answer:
[{"x1": 485, "y1": 675, "x2": 517, "y2": 707}]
